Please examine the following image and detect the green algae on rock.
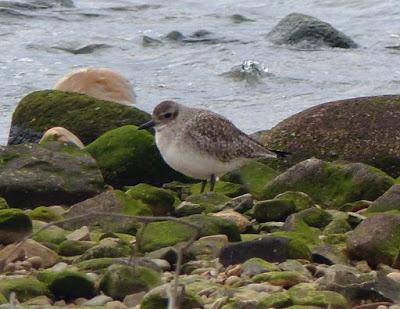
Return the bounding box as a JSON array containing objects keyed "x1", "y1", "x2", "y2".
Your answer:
[
  {"x1": 190, "y1": 180, "x2": 246, "y2": 197},
  {"x1": 37, "y1": 269, "x2": 95, "y2": 300},
  {"x1": 139, "y1": 214, "x2": 240, "y2": 252},
  {"x1": 261, "y1": 95, "x2": 400, "y2": 177},
  {"x1": 74, "y1": 238, "x2": 131, "y2": 262},
  {"x1": 0, "y1": 142, "x2": 104, "y2": 209},
  {"x1": 0, "y1": 208, "x2": 32, "y2": 244},
  {"x1": 347, "y1": 213, "x2": 400, "y2": 267},
  {"x1": 125, "y1": 183, "x2": 175, "y2": 215},
  {"x1": 262, "y1": 158, "x2": 394, "y2": 209},
  {"x1": 58, "y1": 239, "x2": 96, "y2": 256},
  {"x1": 60, "y1": 190, "x2": 149, "y2": 234},
  {"x1": 86, "y1": 125, "x2": 187, "y2": 187},
  {"x1": 185, "y1": 192, "x2": 231, "y2": 213},
  {"x1": 253, "y1": 199, "x2": 296, "y2": 222},
  {"x1": 288, "y1": 286, "x2": 348, "y2": 309},
  {"x1": 32, "y1": 220, "x2": 67, "y2": 245},
  {"x1": 28, "y1": 206, "x2": 63, "y2": 222},
  {"x1": 257, "y1": 291, "x2": 292, "y2": 308},
  {"x1": 141, "y1": 283, "x2": 202, "y2": 309},
  {"x1": 0, "y1": 278, "x2": 51, "y2": 302},
  {"x1": 100, "y1": 264, "x2": 161, "y2": 300},
  {"x1": 8, "y1": 90, "x2": 151, "y2": 145},
  {"x1": 222, "y1": 161, "x2": 278, "y2": 199},
  {"x1": 242, "y1": 257, "x2": 280, "y2": 276}
]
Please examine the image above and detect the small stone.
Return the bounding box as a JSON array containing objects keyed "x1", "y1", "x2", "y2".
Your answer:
[
  {"x1": 387, "y1": 272, "x2": 400, "y2": 283},
  {"x1": 54, "y1": 300, "x2": 66, "y2": 306},
  {"x1": 226, "y1": 264, "x2": 242, "y2": 277},
  {"x1": 20, "y1": 260, "x2": 32, "y2": 270},
  {"x1": 175, "y1": 201, "x2": 205, "y2": 217},
  {"x1": 47, "y1": 205, "x2": 67, "y2": 216},
  {"x1": 74, "y1": 297, "x2": 88, "y2": 305},
  {"x1": 23, "y1": 295, "x2": 53, "y2": 306},
  {"x1": 66, "y1": 226, "x2": 90, "y2": 241},
  {"x1": 50, "y1": 262, "x2": 68, "y2": 272},
  {"x1": 225, "y1": 275, "x2": 241, "y2": 286},
  {"x1": 222, "y1": 193, "x2": 254, "y2": 213},
  {"x1": 83, "y1": 294, "x2": 113, "y2": 306},
  {"x1": 4, "y1": 263, "x2": 16, "y2": 272},
  {"x1": 199, "y1": 234, "x2": 229, "y2": 243},
  {"x1": 244, "y1": 283, "x2": 283, "y2": 293},
  {"x1": 26, "y1": 256, "x2": 43, "y2": 269},
  {"x1": 123, "y1": 292, "x2": 146, "y2": 307},
  {"x1": 212, "y1": 209, "x2": 250, "y2": 232},
  {"x1": 106, "y1": 301, "x2": 128, "y2": 309},
  {"x1": 150, "y1": 259, "x2": 170, "y2": 271}
]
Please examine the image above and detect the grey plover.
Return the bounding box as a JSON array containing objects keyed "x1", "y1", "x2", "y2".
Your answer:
[{"x1": 139, "y1": 100, "x2": 287, "y2": 192}]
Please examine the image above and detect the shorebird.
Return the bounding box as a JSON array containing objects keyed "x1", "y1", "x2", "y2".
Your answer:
[{"x1": 139, "y1": 100, "x2": 287, "y2": 192}]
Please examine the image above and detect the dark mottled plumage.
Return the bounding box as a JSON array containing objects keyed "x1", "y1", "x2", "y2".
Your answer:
[{"x1": 185, "y1": 110, "x2": 277, "y2": 162}]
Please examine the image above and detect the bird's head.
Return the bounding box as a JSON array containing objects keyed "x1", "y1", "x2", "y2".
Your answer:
[{"x1": 139, "y1": 100, "x2": 180, "y2": 130}]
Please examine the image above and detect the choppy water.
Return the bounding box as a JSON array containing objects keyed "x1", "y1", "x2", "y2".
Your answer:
[{"x1": 1, "y1": 0, "x2": 400, "y2": 145}]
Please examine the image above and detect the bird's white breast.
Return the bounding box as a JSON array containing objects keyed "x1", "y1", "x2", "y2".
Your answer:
[{"x1": 155, "y1": 129, "x2": 245, "y2": 180}]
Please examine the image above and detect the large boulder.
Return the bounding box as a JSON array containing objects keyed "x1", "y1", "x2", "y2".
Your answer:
[
  {"x1": 262, "y1": 158, "x2": 394, "y2": 209},
  {"x1": 85, "y1": 125, "x2": 187, "y2": 187},
  {"x1": 261, "y1": 95, "x2": 400, "y2": 177},
  {"x1": 8, "y1": 90, "x2": 150, "y2": 145},
  {"x1": 0, "y1": 142, "x2": 104, "y2": 208},
  {"x1": 347, "y1": 214, "x2": 400, "y2": 267},
  {"x1": 267, "y1": 12, "x2": 357, "y2": 49}
]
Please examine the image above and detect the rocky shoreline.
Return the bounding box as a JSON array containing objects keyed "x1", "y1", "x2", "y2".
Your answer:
[{"x1": 0, "y1": 89, "x2": 400, "y2": 309}]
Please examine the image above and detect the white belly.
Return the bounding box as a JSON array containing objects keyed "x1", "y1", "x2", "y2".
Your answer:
[{"x1": 156, "y1": 132, "x2": 245, "y2": 180}]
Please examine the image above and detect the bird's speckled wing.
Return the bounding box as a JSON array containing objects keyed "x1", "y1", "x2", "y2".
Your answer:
[{"x1": 184, "y1": 110, "x2": 277, "y2": 162}]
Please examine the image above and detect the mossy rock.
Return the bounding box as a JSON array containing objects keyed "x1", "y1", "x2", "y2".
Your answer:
[
  {"x1": 28, "y1": 206, "x2": 63, "y2": 222},
  {"x1": 188, "y1": 237, "x2": 228, "y2": 260},
  {"x1": 139, "y1": 214, "x2": 241, "y2": 252},
  {"x1": 100, "y1": 264, "x2": 161, "y2": 300},
  {"x1": 74, "y1": 257, "x2": 121, "y2": 272},
  {"x1": 262, "y1": 158, "x2": 394, "y2": 209},
  {"x1": 8, "y1": 89, "x2": 150, "y2": 145},
  {"x1": 277, "y1": 215, "x2": 322, "y2": 246},
  {"x1": 257, "y1": 291, "x2": 292, "y2": 308},
  {"x1": 0, "y1": 143, "x2": 104, "y2": 209},
  {"x1": 125, "y1": 183, "x2": 175, "y2": 215},
  {"x1": 261, "y1": 95, "x2": 400, "y2": 177},
  {"x1": 74, "y1": 238, "x2": 131, "y2": 262},
  {"x1": 222, "y1": 161, "x2": 278, "y2": 199},
  {"x1": 185, "y1": 192, "x2": 231, "y2": 213},
  {"x1": 346, "y1": 213, "x2": 400, "y2": 267},
  {"x1": 86, "y1": 125, "x2": 187, "y2": 187},
  {"x1": 60, "y1": 190, "x2": 148, "y2": 234},
  {"x1": 37, "y1": 270, "x2": 95, "y2": 300},
  {"x1": 32, "y1": 220, "x2": 67, "y2": 245},
  {"x1": 289, "y1": 288, "x2": 348, "y2": 309},
  {"x1": 0, "y1": 278, "x2": 51, "y2": 302},
  {"x1": 141, "y1": 284, "x2": 202, "y2": 309},
  {"x1": 0, "y1": 208, "x2": 32, "y2": 244},
  {"x1": 323, "y1": 218, "x2": 352, "y2": 235},
  {"x1": 0, "y1": 293, "x2": 6, "y2": 305},
  {"x1": 274, "y1": 191, "x2": 315, "y2": 211},
  {"x1": 253, "y1": 199, "x2": 296, "y2": 222},
  {"x1": 367, "y1": 184, "x2": 400, "y2": 213},
  {"x1": 253, "y1": 271, "x2": 309, "y2": 288},
  {"x1": 0, "y1": 197, "x2": 9, "y2": 209},
  {"x1": 242, "y1": 257, "x2": 280, "y2": 276},
  {"x1": 190, "y1": 181, "x2": 246, "y2": 198},
  {"x1": 58, "y1": 239, "x2": 96, "y2": 256},
  {"x1": 293, "y1": 207, "x2": 332, "y2": 229}
]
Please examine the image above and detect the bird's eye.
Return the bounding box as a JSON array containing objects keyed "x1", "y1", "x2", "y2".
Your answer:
[{"x1": 164, "y1": 112, "x2": 172, "y2": 118}]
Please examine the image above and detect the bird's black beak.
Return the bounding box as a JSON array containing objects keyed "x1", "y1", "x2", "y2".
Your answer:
[{"x1": 138, "y1": 119, "x2": 156, "y2": 130}]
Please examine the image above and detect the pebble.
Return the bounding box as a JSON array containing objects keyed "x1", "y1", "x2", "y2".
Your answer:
[
  {"x1": 23, "y1": 295, "x2": 53, "y2": 306},
  {"x1": 50, "y1": 262, "x2": 68, "y2": 272},
  {"x1": 123, "y1": 292, "x2": 146, "y2": 307},
  {"x1": 198, "y1": 234, "x2": 229, "y2": 243},
  {"x1": 212, "y1": 209, "x2": 250, "y2": 232},
  {"x1": 83, "y1": 294, "x2": 113, "y2": 306},
  {"x1": 106, "y1": 301, "x2": 129, "y2": 309},
  {"x1": 387, "y1": 272, "x2": 400, "y2": 283},
  {"x1": 67, "y1": 225, "x2": 90, "y2": 241},
  {"x1": 226, "y1": 264, "x2": 242, "y2": 277},
  {"x1": 74, "y1": 297, "x2": 88, "y2": 305},
  {"x1": 26, "y1": 256, "x2": 43, "y2": 269},
  {"x1": 86, "y1": 272, "x2": 99, "y2": 282},
  {"x1": 20, "y1": 260, "x2": 32, "y2": 270},
  {"x1": 244, "y1": 283, "x2": 283, "y2": 293},
  {"x1": 4, "y1": 263, "x2": 16, "y2": 272},
  {"x1": 225, "y1": 275, "x2": 241, "y2": 286},
  {"x1": 151, "y1": 258, "x2": 171, "y2": 271}
]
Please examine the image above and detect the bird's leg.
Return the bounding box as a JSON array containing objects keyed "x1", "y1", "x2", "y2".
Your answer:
[
  {"x1": 200, "y1": 179, "x2": 207, "y2": 193},
  {"x1": 210, "y1": 174, "x2": 216, "y2": 192}
]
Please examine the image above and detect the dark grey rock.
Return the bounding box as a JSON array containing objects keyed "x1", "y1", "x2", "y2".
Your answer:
[
  {"x1": 347, "y1": 214, "x2": 400, "y2": 267},
  {"x1": 368, "y1": 184, "x2": 400, "y2": 213},
  {"x1": 267, "y1": 13, "x2": 358, "y2": 49},
  {"x1": 0, "y1": 143, "x2": 104, "y2": 208}
]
